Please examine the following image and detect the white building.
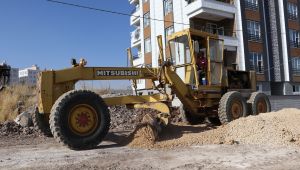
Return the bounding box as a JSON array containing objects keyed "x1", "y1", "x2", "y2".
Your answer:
[
  {"x1": 9, "y1": 68, "x2": 19, "y2": 85},
  {"x1": 19, "y1": 65, "x2": 40, "y2": 86},
  {"x1": 129, "y1": 0, "x2": 300, "y2": 96}
]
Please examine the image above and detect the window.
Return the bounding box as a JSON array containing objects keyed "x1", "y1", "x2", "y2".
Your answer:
[
  {"x1": 249, "y1": 52, "x2": 264, "y2": 74},
  {"x1": 293, "y1": 85, "x2": 300, "y2": 94},
  {"x1": 164, "y1": 0, "x2": 173, "y2": 16},
  {"x1": 288, "y1": 2, "x2": 298, "y2": 20},
  {"x1": 247, "y1": 20, "x2": 261, "y2": 41},
  {"x1": 165, "y1": 26, "x2": 174, "y2": 42},
  {"x1": 289, "y1": 29, "x2": 300, "y2": 48},
  {"x1": 143, "y1": 12, "x2": 150, "y2": 27},
  {"x1": 144, "y1": 38, "x2": 151, "y2": 53},
  {"x1": 245, "y1": 0, "x2": 258, "y2": 10},
  {"x1": 292, "y1": 57, "x2": 300, "y2": 75}
]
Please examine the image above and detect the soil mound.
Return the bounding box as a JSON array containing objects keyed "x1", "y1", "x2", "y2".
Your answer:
[{"x1": 129, "y1": 108, "x2": 300, "y2": 149}]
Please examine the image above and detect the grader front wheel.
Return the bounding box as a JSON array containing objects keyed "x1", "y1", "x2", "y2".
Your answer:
[
  {"x1": 218, "y1": 91, "x2": 247, "y2": 124},
  {"x1": 49, "y1": 90, "x2": 110, "y2": 150}
]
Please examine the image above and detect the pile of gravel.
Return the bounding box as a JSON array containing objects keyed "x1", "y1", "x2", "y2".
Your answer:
[
  {"x1": 129, "y1": 108, "x2": 300, "y2": 149},
  {"x1": 0, "y1": 121, "x2": 36, "y2": 136}
]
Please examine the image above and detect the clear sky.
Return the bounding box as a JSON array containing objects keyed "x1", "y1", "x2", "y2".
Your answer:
[{"x1": 0, "y1": 0, "x2": 134, "y2": 89}]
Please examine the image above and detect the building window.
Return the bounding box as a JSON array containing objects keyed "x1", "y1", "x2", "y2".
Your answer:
[
  {"x1": 288, "y1": 2, "x2": 298, "y2": 20},
  {"x1": 293, "y1": 85, "x2": 300, "y2": 94},
  {"x1": 249, "y1": 52, "x2": 264, "y2": 74},
  {"x1": 245, "y1": 0, "x2": 258, "y2": 10},
  {"x1": 292, "y1": 57, "x2": 300, "y2": 75},
  {"x1": 143, "y1": 12, "x2": 150, "y2": 27},
  {"x1": 144, "y1": 38, "x2": 151, "y2": 53},
  {"x1": 164, "y1": 0, "x2": 173, "y2": 16},
  {"x1": 289, "y1": 29, "x2": 300, "y2": 48},
  {"x1": 247, "y1": 20, "x2": 261, "y2": 41},
  {"x1": 165, "y1": 26, "x2": 174, "y2": 42}
]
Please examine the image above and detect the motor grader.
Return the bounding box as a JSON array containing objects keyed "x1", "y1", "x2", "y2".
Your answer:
[{"x1": 35, "y1": 28, "x2": 271, "y2": 150}]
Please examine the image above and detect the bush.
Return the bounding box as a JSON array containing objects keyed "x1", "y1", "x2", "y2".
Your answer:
[{"x1": 0, "y1": 85, "x2": 36, "y2": 122}]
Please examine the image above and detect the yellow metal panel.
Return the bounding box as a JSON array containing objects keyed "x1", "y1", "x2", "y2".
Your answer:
[{"x1": 103, "y1": 94, "x2": 170, "y2": 106}]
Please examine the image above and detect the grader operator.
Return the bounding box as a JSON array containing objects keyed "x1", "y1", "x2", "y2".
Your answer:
[{"x1": 35, "y1": 29, "x2": 271, "y2": 150}]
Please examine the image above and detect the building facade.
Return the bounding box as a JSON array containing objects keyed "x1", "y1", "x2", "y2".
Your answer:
[
  {"x1": 129, "y1": 0, "x2": 300, "y2": 95},
  {"x1": 9, "y1": 68, "x2": 19, "y2": 85},
  {"x1": 19, "y1": 65, "x2": 40, "y2": 86}
]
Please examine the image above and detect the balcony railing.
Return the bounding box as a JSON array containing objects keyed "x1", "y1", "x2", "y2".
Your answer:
[
  {"x1": 186, "y1": 0, "x2": 233, "y2": 4},
  {"x1": 248, "y1": 33, "x2": 261, "y2": 42},
  {"x1": 192, "y1": 24, "x2": 235, "y2": 37},
  {"x1": 131, "y1": 28, "x2": 141, "y2": 43},
  {"x1": 250, "y1": 64, "x2": 264, "y2": 74},
  {"x1": 293, "y1": 69, "x2": 300, "y2": 75},
  {"x1": 288, "y1": 13, "x2": 298, "y2": 20},
  {"x1": 290, "y1": 41, "x2": 300, "y2": 48}
]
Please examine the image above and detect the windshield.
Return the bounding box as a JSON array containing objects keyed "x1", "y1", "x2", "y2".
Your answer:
[{"x1": 169, "y1": 35, "x2": 191, "y2": 65}]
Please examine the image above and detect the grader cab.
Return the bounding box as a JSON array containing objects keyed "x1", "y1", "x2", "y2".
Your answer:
[{"x1": 35, "y1": 28, "x2": 271, "y2": 150}]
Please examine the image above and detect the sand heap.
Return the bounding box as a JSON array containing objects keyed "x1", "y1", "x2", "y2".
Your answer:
[{"x1": 129, "y1": 108, "x2": 300, "y2": 149}]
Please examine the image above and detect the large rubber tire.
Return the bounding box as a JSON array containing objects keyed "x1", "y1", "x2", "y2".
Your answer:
[
  {"x1": 218, "y1": 91, "x2": 247, "y2": 124},
  {"x1": 247, "y1": 92, "x2": 271, "y2": 115},
  {"x1": 179, "y1": 104, "x2": 205, "y2": 125},
  {"x1": 50, "y1": 90, "x2": 110, "y2": 150},
  {"x1": 32, "y1": 107, "x2": 52, "y2": 137}
]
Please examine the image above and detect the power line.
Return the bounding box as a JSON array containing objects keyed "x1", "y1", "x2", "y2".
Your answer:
[{"x1": 47, "y1": 0, "x2": 191, "y2": 26}]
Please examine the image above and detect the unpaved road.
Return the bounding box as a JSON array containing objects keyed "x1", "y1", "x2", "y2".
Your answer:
[{"x1": 1, "y1": 132, "x2": 300, "y2": 170}]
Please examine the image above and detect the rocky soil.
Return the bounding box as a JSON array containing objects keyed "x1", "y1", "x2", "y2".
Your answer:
[{"x1": 2, "y1": 104, "x2": 300, "y2": 169}]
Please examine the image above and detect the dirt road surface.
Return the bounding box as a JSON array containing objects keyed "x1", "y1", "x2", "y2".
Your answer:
[{"x1": 1, "y1": 132, "x2": 300, "y2": 170}]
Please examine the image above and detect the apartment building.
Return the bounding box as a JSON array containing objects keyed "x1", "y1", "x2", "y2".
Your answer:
[
  {"x1": 129, "y1": 0, "x2": 300, "y2": 95},
  {"x1": 19, "y1": 65, "x2": 40, "y2": 86},
  {"x1": 9, "y1": 68, "x2": 19, "y2": 85}
]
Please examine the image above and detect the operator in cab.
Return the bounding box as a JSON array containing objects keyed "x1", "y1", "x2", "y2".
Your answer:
[{"x1": 196, "y1": 51, "x2": 207, "y2": 85}]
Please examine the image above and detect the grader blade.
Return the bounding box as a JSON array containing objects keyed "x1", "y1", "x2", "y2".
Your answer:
[{"x1": 140, "y1": 113, "x2": 161, "y2": 142}]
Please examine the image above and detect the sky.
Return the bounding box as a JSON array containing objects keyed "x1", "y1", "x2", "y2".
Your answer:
[{"x1": 0, "y1": 0, "x2": 134, "y2": 89}]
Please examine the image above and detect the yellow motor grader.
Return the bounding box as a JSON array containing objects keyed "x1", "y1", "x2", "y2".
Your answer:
[{"x1": 35, "y1": 28, "x2": 271, "y2": 150}]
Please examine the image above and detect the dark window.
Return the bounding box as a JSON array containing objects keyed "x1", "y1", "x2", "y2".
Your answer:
[
  {"x1": 245, "y1": 0, "x2": 258, "y2": 10},
  {"x1": 289, "y1": 29, "x2": 300, "y2": 48},
  {"x1": 288, "y1": 2, "x2": 298, "y2": 20},
  {"x1": 164, "y1": 0, "x2": 173, "y2": 16},
  {"x1": 247, "y1": 20, "x2": 261, "y2": 41},
  {"x1": 249, "y1": 52, "x2": 264, "y2": 74}
]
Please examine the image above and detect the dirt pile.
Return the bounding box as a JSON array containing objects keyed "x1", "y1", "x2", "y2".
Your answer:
[
  {"x1": 0, "y1": 120, "x2": 37, "y2": 136},
  {"x1": 129, "y1": 108, "x2": 300, "y2": 149}
]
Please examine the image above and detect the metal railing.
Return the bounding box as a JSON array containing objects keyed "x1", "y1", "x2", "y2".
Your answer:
[
  {"x1": 249, "y1": 64, "x2": 264, "y2": 74},
  {"x1": 290, "y1": 41, "x2": 300, "y2": 48},
  {"x1": 186, "y1": 0, "x2": 233, "y2": 5},
  {"x1": 288, "y1": 13, "x2": 298, "y2": 20},
  {"x1": 248, "y1": 33, "x2": 261, "y2": 42},
  {"x1": 293, "y1": 69, "x2": 300, "y2": 75}
]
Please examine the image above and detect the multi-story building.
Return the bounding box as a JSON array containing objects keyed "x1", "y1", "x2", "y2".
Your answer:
[
  {"x1": 9, "y1": 68, "x2": 19, "y2": 85},
  {"x1": 19, "y1": 65, "x2": 40, "y2": 86},
  {"x1": 129, "y1": 0, "x2": 300, "y2": 95}
]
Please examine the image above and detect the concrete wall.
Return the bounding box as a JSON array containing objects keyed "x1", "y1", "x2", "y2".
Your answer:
[{"x1": 269, "y1": 95, "x2": 300, "y2": 111}]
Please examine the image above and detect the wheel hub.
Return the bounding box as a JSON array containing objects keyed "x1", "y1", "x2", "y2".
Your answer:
[
  {"x1": 257, "y1": 99, "x2": 267, "y2": 113},
  {"x1": 231, "y1": 101, "x2": 242, "y2": 119},
  {"x1": 68, "y1": 104, "x2": 99, "y2": 136}
]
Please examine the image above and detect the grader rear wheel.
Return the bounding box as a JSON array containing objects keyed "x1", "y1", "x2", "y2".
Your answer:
[
  {"x1": 218, "y1": 91, "x2": 247, "y2": 124},
  {"x1": 247, "y1": 92, "x2": 271, "y2": 115},
  {"x1": 50, "y1": 90, "x2": 110, "y2": 150}
]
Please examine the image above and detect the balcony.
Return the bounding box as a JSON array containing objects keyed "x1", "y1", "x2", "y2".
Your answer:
[
  {"x1": 184, "y1": 0, "x2": 236, "y2": 21},
  {"x1": 131, "y1": 28, "x2": 141, "y2": 47},
  {"x1": 130, "y1": 6, "x2": 140, "y2": 26},
  {"x1": 129, "y1": 0, "x2": 139, "y2": 5}
]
